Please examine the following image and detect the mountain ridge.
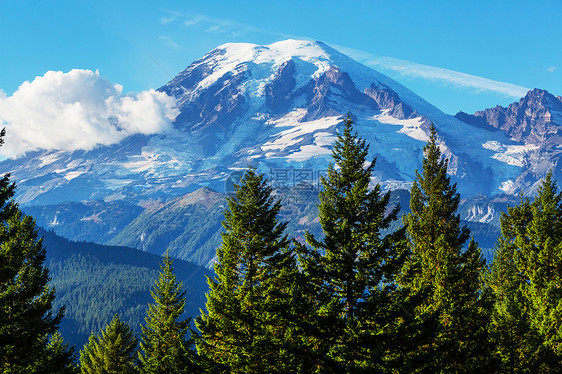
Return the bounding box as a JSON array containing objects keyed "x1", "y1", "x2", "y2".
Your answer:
[
  {"x1": 0, "y1": 39, "x2": 560, "y2": 206},
  {"x1": 455, "y1": 88, "x2": 562, "y2": 145}
]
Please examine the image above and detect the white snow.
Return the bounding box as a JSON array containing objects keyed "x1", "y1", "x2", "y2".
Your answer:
[
  {"x1": 465, "y1": 205, "x2": 496, "y2": 224},
  {"x1": 101, "y1": 178, "x2": 134, "y2": 190},
  {"x1": 261, "y1": 111, "x2": 340, "y2": 155},
  {"x1": 314, "y1": 132, "x2": 336, "y2": 147},
  {"x1": 286, "y1": 144, "x2": 333, "y2": 162},
  {"x1": 372, "y1": 110, "x2": 429, "y2": 141},
  {"x1": 482, "y1": 141, "x2": 503, "y2": 152},
  {"x1": 482, "y1": 141, "x2": 539, "y2": 167},
  {"x1": 63, "y1": 170, "x2": 86, "y2": 181},
  {"x1": 499, "y1": 180, "x2": 516, "y2": 194},
  {"x1": 38, "y1": 152, "x2": 63, "y2": 168},
  {"x1": 193, "y1": 40, "x2": 332, "y2": 95},
  {"x1": 48, "y1": 214, "x2": 60, "y2": 226}
]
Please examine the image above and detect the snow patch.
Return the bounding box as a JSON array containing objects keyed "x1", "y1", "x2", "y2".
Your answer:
[
  {"x1": 372, "y1": 110, "x2": 429, "y2": 142},
  {"x1": 261, "y1": 111, "x2": 340, "y2": 157},
  {"x1": 38, "y1": 152, "x2": 63, "y2": 168},
  {"x1": 499, "y1": 180, "x2": 516, "y2": 194},
  {"x1": 63, "y1": 170, "x2": 86, "y2": 181},
  {"x1": 482, "y1": 141, "x2": 539, "y2": 167}
]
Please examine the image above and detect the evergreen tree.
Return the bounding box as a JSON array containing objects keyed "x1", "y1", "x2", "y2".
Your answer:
[
  {"x1": 138, "y1": 251, "x2": 200, "y2": 374},
  {"x1": 37, "y1": 332, "x2": 79, "y2": 374},
  {"x1": 486, "y1": 197, "x2": 544, "y2": 373},
  {"x1": 520, "y1": 173, "x2": 562, "y2": 359},
  {"x1": 299, "y1": 114, "x2": 406, "y2": 372},
  {"x1": 196, "y1": 167, "x2": 303, "y2": 373},
  {"x1": 0, "y1": 129, "x2": 73, "y2": 373},
  {"x1": 487, "y1": 173, "x2": 562, "y2": 372},
  {"x1": 399, "y1": 124, "x2": 489, "y2": 372},
  {"x1": 80, "y1": 315, "x2": 138, "y2": 374}
]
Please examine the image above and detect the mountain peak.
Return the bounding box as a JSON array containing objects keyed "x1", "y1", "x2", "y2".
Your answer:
[
  {"x1": 455, "y1": 88, "x2": 562, "y2": 144},
  {"x1": 4, "y1": 40, "x2": 558, "y2": 207},
  {"x1": 521, "y1": 88, "x2": 562, "y2": 110}
]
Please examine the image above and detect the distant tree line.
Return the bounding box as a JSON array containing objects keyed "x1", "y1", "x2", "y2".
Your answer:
[{"x1": 1, "y1": 117, "x2": 562, "y2": 373}]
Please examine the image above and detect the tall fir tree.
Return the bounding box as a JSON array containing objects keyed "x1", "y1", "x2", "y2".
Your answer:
[
  {"x1": 138, "y1": 251, "x2": 200, "y2": 374},
  {"x1": 520, "y1": 173, "x2": 562, "y2": 360},
  {"x1": 399, "y1": 124, "x2": 490, "y2": 372},
  {"x1": 487, "y1": 173, "x2": 562, "y2": 372},
  {"x1": 196, "y1": 167, "x2": 306, "y2": 373},
  {"x1": 80, "y1": 314, "x2": 138, "y2": 374},
  {"x1": 0, "y1": 128, "x2": 73, "y2": 373},
  {"x1": 486, "y1": 197, "x2": 545, "y2": 373},
  {"x1": 38, "y1": 332, "x2": 79, "y2": 374},
  {"x1": 299, "y1": 114, "x2": 407, "y2": 372}
]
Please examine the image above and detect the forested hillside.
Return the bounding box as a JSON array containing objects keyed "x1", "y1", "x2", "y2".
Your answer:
[{"x1": 41, "y1": 228, "x2": 212, "y2": 350}]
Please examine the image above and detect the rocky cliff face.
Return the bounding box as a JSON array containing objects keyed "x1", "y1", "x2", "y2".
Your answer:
[{"x1": 455, "y1": 89, "x2": 562, "y2": 145}]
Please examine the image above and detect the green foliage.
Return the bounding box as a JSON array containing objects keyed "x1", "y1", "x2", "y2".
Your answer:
[
  {"x1": 0, "y1": 157, "x2": 73, "y2": 372},
  {"x1": 42, "y1": 228, "x2": 212, "y2": 350},
  {"x1": 399, "y1": 124, "x2": 490, "y2": 372},
  {"x1": 138, "y1": 252, "x2": 200, "y2": 374},
  {"x1": 6, "y1": 118, "x2": 562, "y2": 373},
  {"x1": 79, "y1": 315, "x2": 138, "y2": 374},
  {"x1": 298, "y1": 114, "x2": 407, "y2": 372},
  {"x1": 487, "y1": 173, "x2": 562, "y2": 372},
  {"x1": 521, "y1": 174, "x2": 562, "y2": 357},
  {"x1": 196, "y1": 167, "x2": 304, "y2": 373},
  {"x1": 38, "y1": 332, "x2": 79, "y2": 374}
]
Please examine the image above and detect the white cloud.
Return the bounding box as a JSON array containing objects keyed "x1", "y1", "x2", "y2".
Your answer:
[
  {"x1": 0, "y1": 69, "x2": 178, "y2": 158},
  {"x1": 205, "y1": 24, "x2": 224, "y2": 34},
  {"x1": 183, "y1": 17, "x2": 201, "y2": 27},
  {"x1": 546, "y1": 66, "x2": 558, "y2": 73},
  {"x1": 160, "y1": 15, "x2": 176, "y2": 25},
  {"x1": 159, "y1": 35, "x2": 181, "y2": 49},
  {"x1": 178, "y1": 12, "x2": 293, "y2": 39},
  {"x1": 334, "y1": 45, "x2": 529, "y2": 98}
]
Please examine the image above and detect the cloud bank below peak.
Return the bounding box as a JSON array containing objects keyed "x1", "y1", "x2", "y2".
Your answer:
[{"x1": 0, "y1": 69, "x2": 178, "y2": 158}]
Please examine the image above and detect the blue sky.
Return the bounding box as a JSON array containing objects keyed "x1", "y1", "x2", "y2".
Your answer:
[{"x1": 1, "y1": 0, "x2": 561, "y2": 114}]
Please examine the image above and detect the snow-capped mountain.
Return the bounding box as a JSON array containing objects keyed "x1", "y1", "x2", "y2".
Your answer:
[
  {"x1": 1, "y1": 40, "x2": 559, "y2": 206},
  {"x1": 455, "y1": 89, "x2": 562, "y2": 194}
]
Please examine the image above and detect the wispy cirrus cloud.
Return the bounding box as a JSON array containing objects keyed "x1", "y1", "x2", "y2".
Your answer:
[
  {"x1": 162, "y1": 11, "x2": 292, "y2": 39},
  {"x1": 183, "y1": 18, "x2": 200, "y2": 27},
  {"x1": 159, "y1": 35, "x2": 181, "y2": 49},
  {"x1": 160, "y1": 15, "x2": 176, "y2": 25},
  {"x1": 334, "y1": 45, "x2": 529, "y2": 98},
  {"x1": 205, "y1": 24, "x2": 224, "y2": 34}
]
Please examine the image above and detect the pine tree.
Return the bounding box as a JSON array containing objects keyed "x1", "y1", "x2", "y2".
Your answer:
[
  {"x1": 0, "y1": 129, "x2": 73, "y2": 373},
  {"x1": 520, "y1": 173, "x2": 562, "y2": 359},
  {"x1": 487, "y1": 173, "x2": 562, "y2": 372},
  {"x1": 196, "y1": 167, "x2": 302, "y2": 373},
  {"x1": 37, "y1": 332, "x2": 79, "y2": 374},
  {"x1": 80, "y1": 314, "x2": 138, "y2": 374},
  {"x1": 399, "y1": 124, "x2": 490, "y2": 372},
  {"x1": 486, "y1": 197, "x2": 544, "y2": 373},
  {"x1": 299, "y1": 114, "x2": 406, "y2": 372},
  {"x1": 138, "y1": 251, "x2": 200, "y2": 374}
]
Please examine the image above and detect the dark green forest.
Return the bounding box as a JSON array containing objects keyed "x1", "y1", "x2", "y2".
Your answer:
[
  {"x1": 41, "y1": 229, "x2": 212, "y2": 350},
  {"x1": 2, "y1": 118, "x2": 562, "y2": 373}
]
